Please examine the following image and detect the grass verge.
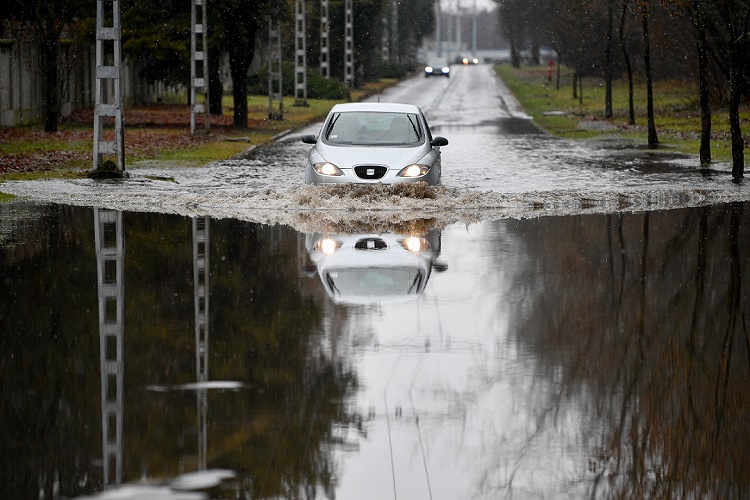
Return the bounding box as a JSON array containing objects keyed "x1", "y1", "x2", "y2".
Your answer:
[
  {"x1": 0, "y1": 78, "x2": 398, "y2": 185},
  {"x1": 496, "y1": 64, "x2": 749, "y2": 162}
]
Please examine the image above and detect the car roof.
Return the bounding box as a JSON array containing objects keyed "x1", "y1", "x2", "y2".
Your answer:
[{"x1": 329, "y1": 102, "x2": 423, "y2": 114}]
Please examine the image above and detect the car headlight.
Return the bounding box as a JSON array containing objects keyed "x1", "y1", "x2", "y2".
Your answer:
[
  {"x1": 425, "y1": 66, "x2": 434, "y2": 73},
  {"x1": 313, "y1": 162, "x2": 343, "y2": 176},
  {"x1": 397, "y1": 164, "x2": 430, "y2": 178},
  {"x1": 400, "y1": 237, "x2": 430, "y2": 253},
  {"x1": 315, "y1": 238, "x2": 342, "y2": 255},
  {"x1": 441, "y1": 67, "x2": 450, "y2": 74}
]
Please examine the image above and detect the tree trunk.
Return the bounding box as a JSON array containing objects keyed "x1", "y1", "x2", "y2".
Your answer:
[
  {"x1": 509, "y1": 27, "x2": 521, "y2": 68},
  {"x1": 694, "y1": 2, "x2": 711, "y2": 165},
  {"x1": 555, "y1": 50, "x2": 562, "y2": 90},
  {"x1": 619, "y1": 1, "x2": 635, "y2": 125},
  {"x1": 724, "y1": 7, "x2": 744, "y2": 179},
  {"x1": 229, "y1": 62, "x2": 249, "y2": 128},
  {"x1": 220, "y1": 4, "x2": 259, "y2": 128},
  {"x1": 605, "y1": 0, "x2": 614, "y2": 119},
  {"x1": 531, "y1": 42, "x2": 540, "y2": 66},
  {"x1": 41, "y1": 34, "x2": 59, "y2": 132},
  {"x1": 728, "y1": 50, "x2": 744, "y2": 179},
  {"x1": 642, "y1": 6, "x2": 658, "y2": 147},
  {"x1": 226, "y1": 35, "x2": 256, "y2": 127},
  {"x1": 208, "y1": 48, "x2": 224, "y2": 116}
]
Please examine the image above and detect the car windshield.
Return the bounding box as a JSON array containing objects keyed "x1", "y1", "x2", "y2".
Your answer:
[
  {"x1": 324, "y1": 268, "x2": 424, "y2": 297},
  {"x1": 324, "y1": 111, "x2": 424, "y2": 146}
]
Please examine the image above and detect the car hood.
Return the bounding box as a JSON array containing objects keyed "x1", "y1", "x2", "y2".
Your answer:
[{"x1": 313, "y1": 142, "x2": 431, "y2": 169}]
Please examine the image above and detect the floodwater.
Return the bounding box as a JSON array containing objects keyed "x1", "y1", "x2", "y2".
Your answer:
[{"x1": 2, "y1": 66, "x2": 750, "y2": 498}]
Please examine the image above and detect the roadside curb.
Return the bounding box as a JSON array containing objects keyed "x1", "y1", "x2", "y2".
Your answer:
[{"x1": 270, "y1": 129, "x2": 294, "y2": 142}]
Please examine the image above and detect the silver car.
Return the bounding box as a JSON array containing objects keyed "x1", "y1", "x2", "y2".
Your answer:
[{"x1": 301, "y1": 102, "x2": 448, "y2": 185}]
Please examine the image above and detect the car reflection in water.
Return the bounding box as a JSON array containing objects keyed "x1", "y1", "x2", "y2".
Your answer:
[{"x1": 305, "y1": 230, "x2": 445, "y2": 304}]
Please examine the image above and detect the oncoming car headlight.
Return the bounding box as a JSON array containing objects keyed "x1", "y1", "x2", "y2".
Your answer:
[
  {"x1": 397, "y1": 164, "x2": 430, "y2": 178},
  {"x1": 425, "y1": 66, "x2": 434, "y2": 73},
  {"x1": 313, "y1": 162, "x2": 343, "y2": 176}
]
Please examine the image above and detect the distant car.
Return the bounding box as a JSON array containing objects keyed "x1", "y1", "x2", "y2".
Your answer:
[
  {"x1": 301, "y1": 102, "x2": 448, "y2": 185},
  {"x1": 424, "y1": 65, "x2": 450, "y2": 78},
  {"x1": 462, "y1": 57, "x2": 479, "y2": 65}
]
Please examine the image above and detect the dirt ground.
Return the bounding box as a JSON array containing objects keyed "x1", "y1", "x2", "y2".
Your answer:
[{"x1": 0, "y1": 105, "x2": 262, "y2": 175}]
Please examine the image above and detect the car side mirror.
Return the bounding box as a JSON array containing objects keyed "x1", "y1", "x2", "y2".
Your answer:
[
  {"x1": 431, "y1": 137, "x2": 448, "y2": 147},
  {"x1": 301, "y1": 134, "x2": 317, "y2": 144}
]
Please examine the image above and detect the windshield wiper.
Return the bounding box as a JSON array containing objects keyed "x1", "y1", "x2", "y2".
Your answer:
[
  {"x1": 407, "y1": 115, "x2": 421, "y2": 140},
  {"x1": 325, "y1": 274, "x2": 340, "y2": 295},
  {"x1": 407, "y1": 272, "x2": 423, "y2": 293},
  {"x1": 325, "y1": 113, "x2": 341, "y2": 139}
]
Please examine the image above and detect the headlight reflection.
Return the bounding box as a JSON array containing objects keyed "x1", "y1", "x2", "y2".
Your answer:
[
  {"x1": 316, "y1": 238, "x2": 342, "y2": 255},
  {"x1": 400, "y1": 237, "x2": 429, "y2": 253}
]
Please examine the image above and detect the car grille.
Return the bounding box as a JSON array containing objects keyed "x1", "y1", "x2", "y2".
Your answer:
[
  {"x1": 354, "y1": 238, "x2": 387, "y2": 251},
  {"x1": 354, "y1": 165, "x2": 387, "y2": 180}
]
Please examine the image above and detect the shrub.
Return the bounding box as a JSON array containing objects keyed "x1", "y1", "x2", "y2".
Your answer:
[{"x1": 247, "y1": 62, "x2": 348, "y2": 99}]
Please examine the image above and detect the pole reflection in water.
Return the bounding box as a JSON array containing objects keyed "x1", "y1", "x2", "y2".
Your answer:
[
  {"x1": 93, "y1": 208, "x2": 124, "y2": 489},
  {"x1": 193, "y1": 217, "x2": 209, "y2": 472}
]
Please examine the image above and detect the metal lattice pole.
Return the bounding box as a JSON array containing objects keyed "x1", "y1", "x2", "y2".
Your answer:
[
  {"x1": 435, "y1": 0, "x2": 442, "y2": 58},
  {"x1": 294, "y1": 0, "x2": 308, "y2": 105},
  {"x1": 390, "y1": 0, "x2": 398, "y2": 63},
  {"x1": 95, "y1": 208, "x2": 124, "y2": 488},
  {"x1": 191, "y1": 0, "x2": 210, "y2": 134},
  {"x1": 268, "y1": 17, "x2": 283, "y2": 120},
  {"x1": 381, "y1": 15, "x2": 389, "y2": 63},
  {"x1": 93, "y1": 0, "x2": 124, "y2": 173},
  {"x1": 472, "y1": 0, "x2": 477, "y2": 58},
  {"x1": 320, "y1": 0, "x2": 330, "y2": 78},
  {"x1": 344, "y1": 0, "x2": 354, "y2": 89},
  {"x1": 193, "y1": 217, "x2": 210, "y2": 470}
]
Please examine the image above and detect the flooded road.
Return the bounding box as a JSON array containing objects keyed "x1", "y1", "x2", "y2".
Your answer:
[
  {"x1": 2, "y1": 66, "x2": 750, "y2": 498},
  {"x1": 1, "y1": 64, "x2": 749, "y2": 222},
  {"x1": 2, "y1": 204, "x2": 749, "y2": 498}
]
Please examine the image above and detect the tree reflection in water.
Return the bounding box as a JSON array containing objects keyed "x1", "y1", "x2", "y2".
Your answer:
[{"x1": 496, "y1": 203, "x2": 750, "y2": 497}]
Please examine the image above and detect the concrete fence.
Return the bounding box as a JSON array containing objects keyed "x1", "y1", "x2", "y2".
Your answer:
[{"x1": 0, "y1": 31, "x2": 185, "y2": 128}]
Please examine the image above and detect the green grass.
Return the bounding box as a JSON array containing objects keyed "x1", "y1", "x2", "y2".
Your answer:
[
  {"x1": 496, "y1": 64, "x2": 747, "y2": 162},
  {"x1": 1, "y1": 78, "x2": 400, "y2": 178}
]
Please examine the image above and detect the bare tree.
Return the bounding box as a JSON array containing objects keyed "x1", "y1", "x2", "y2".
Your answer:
[
  {"x1": 640, "y1": 0, "x2": 659, "y2": 147},
  {"x1": 605, "y1": 0, "x2": 615, "y2": 119},
  {"x1": 619, "y1": 0, "x2": 636, "y2": 125},
  {"x1": 6, "y1": 0, "x2": 95, "y2": 132}
]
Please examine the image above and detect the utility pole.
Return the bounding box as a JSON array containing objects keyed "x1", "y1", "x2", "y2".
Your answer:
[
  {"x1": 390, "y1": 0, "x2": 398, "y2": 63},
  {"x1": 190, "y1": 0, "x2": 210, "y2": 134},
  {"x1": 471, "y1": 0, "x2": 477, "y2": 58},
  {"x1": 95, "y1": 208, "x2": 124, "y2": 488},
  {"x1": 268, "y1": 17, "x2": 283, "y2": 119},
  {"x1": 446, "y1": 6, "x2": 452, "y2": 63},
  {"x1": 320, "y1": 0, "x2": 330, "y2": 78},
  {"x1": 381, "y1": 15, "x2": 389, "y2": 63},
  {"x1": 294, "y1": 0, "x2": 308, "y2": 105},
  {"x1": 92, "y1": 0, "x2": 125, "y2": 176},
  {"x1": 435, "y1": 0, "x2": 442, "y2": 58},
  {"x1": 344, "y1": 0, "x2": 354, "y2": 89}
]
